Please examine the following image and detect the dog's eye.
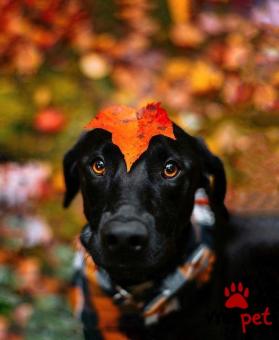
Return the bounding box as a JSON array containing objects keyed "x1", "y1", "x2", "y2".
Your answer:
[
  {"x1": 162, "y1": 161, "x2": 180, "y2": 179},
  {"x1": 91, "y1": 159, "x2": 106, "y2": 176}
]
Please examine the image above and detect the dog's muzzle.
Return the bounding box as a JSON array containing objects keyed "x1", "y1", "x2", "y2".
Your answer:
[{"x1": 101, "y1": 219, "x2": 148, "y2": 254}]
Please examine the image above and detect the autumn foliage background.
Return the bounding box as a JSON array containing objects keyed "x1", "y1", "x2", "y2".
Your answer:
[{"x1": 0, "y1": 0, "x2": 279, "y2": 339}]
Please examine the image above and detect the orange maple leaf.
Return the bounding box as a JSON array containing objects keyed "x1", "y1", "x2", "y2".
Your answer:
[{"x1": 85, "y1": 103, "x2": 176, "y2": 171}]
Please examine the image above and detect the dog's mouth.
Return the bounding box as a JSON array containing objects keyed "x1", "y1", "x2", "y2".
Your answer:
[
  {"x1": 101, "y1": 262, "x2": 164, "y2": 285},
  {"x1": 104, "y1": 264, "x2": 148, "y2": 283},
  {"x1": 94, "y1": 247, "x2": 178, "y2": 286},
  {"x1": 81, "y1": 223, "x2": 180, "y2": 285},
  {"x1": 100, "y1": 256, "x2": 154, "y2": 275}
]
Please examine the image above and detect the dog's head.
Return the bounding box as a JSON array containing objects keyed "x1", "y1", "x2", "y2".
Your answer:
[{"x1": 63, "y1": 104, "x2": 226, "y2": 284}]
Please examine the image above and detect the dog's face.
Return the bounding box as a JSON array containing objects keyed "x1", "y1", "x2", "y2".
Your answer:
[{"x1": 63, "y1": 125, "x2": 226, "y2": 284}]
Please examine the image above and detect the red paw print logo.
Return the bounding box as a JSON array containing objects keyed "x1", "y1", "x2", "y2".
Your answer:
[{"x1": 224, "y1": 282, "x2": 249, "y2": 309}]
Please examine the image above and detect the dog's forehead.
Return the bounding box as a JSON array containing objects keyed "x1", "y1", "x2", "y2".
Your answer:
[
  {"x1": 78, "y1": 125, "x2": 197, "y2": 170},
  {"x1": 84, "y1": 103, "x2": 176, "y2": 171}
]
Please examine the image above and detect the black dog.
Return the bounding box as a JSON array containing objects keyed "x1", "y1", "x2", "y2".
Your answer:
[{"x1": 64, "y1": 115, "x2": 279, "y2": 340}]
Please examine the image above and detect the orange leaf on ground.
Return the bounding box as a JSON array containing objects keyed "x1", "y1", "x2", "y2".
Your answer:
[{"x1": 85, "y1": 103, "x2": 176, "y2": 171}]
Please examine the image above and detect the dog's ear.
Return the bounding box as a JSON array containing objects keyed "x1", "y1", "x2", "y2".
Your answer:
[
  {"x1": 63, "y1": 143, "x2": 80, "y2": 208},
  {"x1": 195, "y1": 137, "x2": 227, "y2": 213}
]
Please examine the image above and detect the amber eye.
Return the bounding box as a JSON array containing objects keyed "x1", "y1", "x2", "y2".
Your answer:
[
  {"x1": 91, "y1": 159, "x2": 106, "y2": 176},
  {"x1": 162, "y1": 161, "x2": 180, "y2": 179}
]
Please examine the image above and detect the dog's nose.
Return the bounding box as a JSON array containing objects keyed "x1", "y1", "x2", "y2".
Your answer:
[{"x1": 102, "y1": 220, "x2": 148, "y2": 253}]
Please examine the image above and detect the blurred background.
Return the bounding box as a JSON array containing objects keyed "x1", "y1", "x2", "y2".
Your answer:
[{"x1": 0, "y1": 0, "x2": 279, "y2": 339}]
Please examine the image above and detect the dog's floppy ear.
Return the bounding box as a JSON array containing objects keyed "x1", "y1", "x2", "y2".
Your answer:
[
  {"x1": 196, "y1": 137, "x2": 227, "y2": 214},
  {"x1": 63, "y1": 143, "x2": 80, "y2": 208}
]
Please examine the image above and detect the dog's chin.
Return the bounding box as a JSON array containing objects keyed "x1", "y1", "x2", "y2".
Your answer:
[
  {"x1": 104, "y1": 264, "x2": 152, "y2": 285},
  {"x1": 105, "y1": 265, "x2": 168, "y2": 287},
  {"x1": 100, "y1": 257, "x2": 177, "y2": 286}
]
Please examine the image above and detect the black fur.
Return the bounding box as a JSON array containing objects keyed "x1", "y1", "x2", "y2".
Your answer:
[{"x1": 64, "y1": 124, "x2": 279, "y2": 339}]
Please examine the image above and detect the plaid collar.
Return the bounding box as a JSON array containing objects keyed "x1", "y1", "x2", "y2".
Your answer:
[{"x1": 101, "y1": 243, "x2": 215, "y2": 326}]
